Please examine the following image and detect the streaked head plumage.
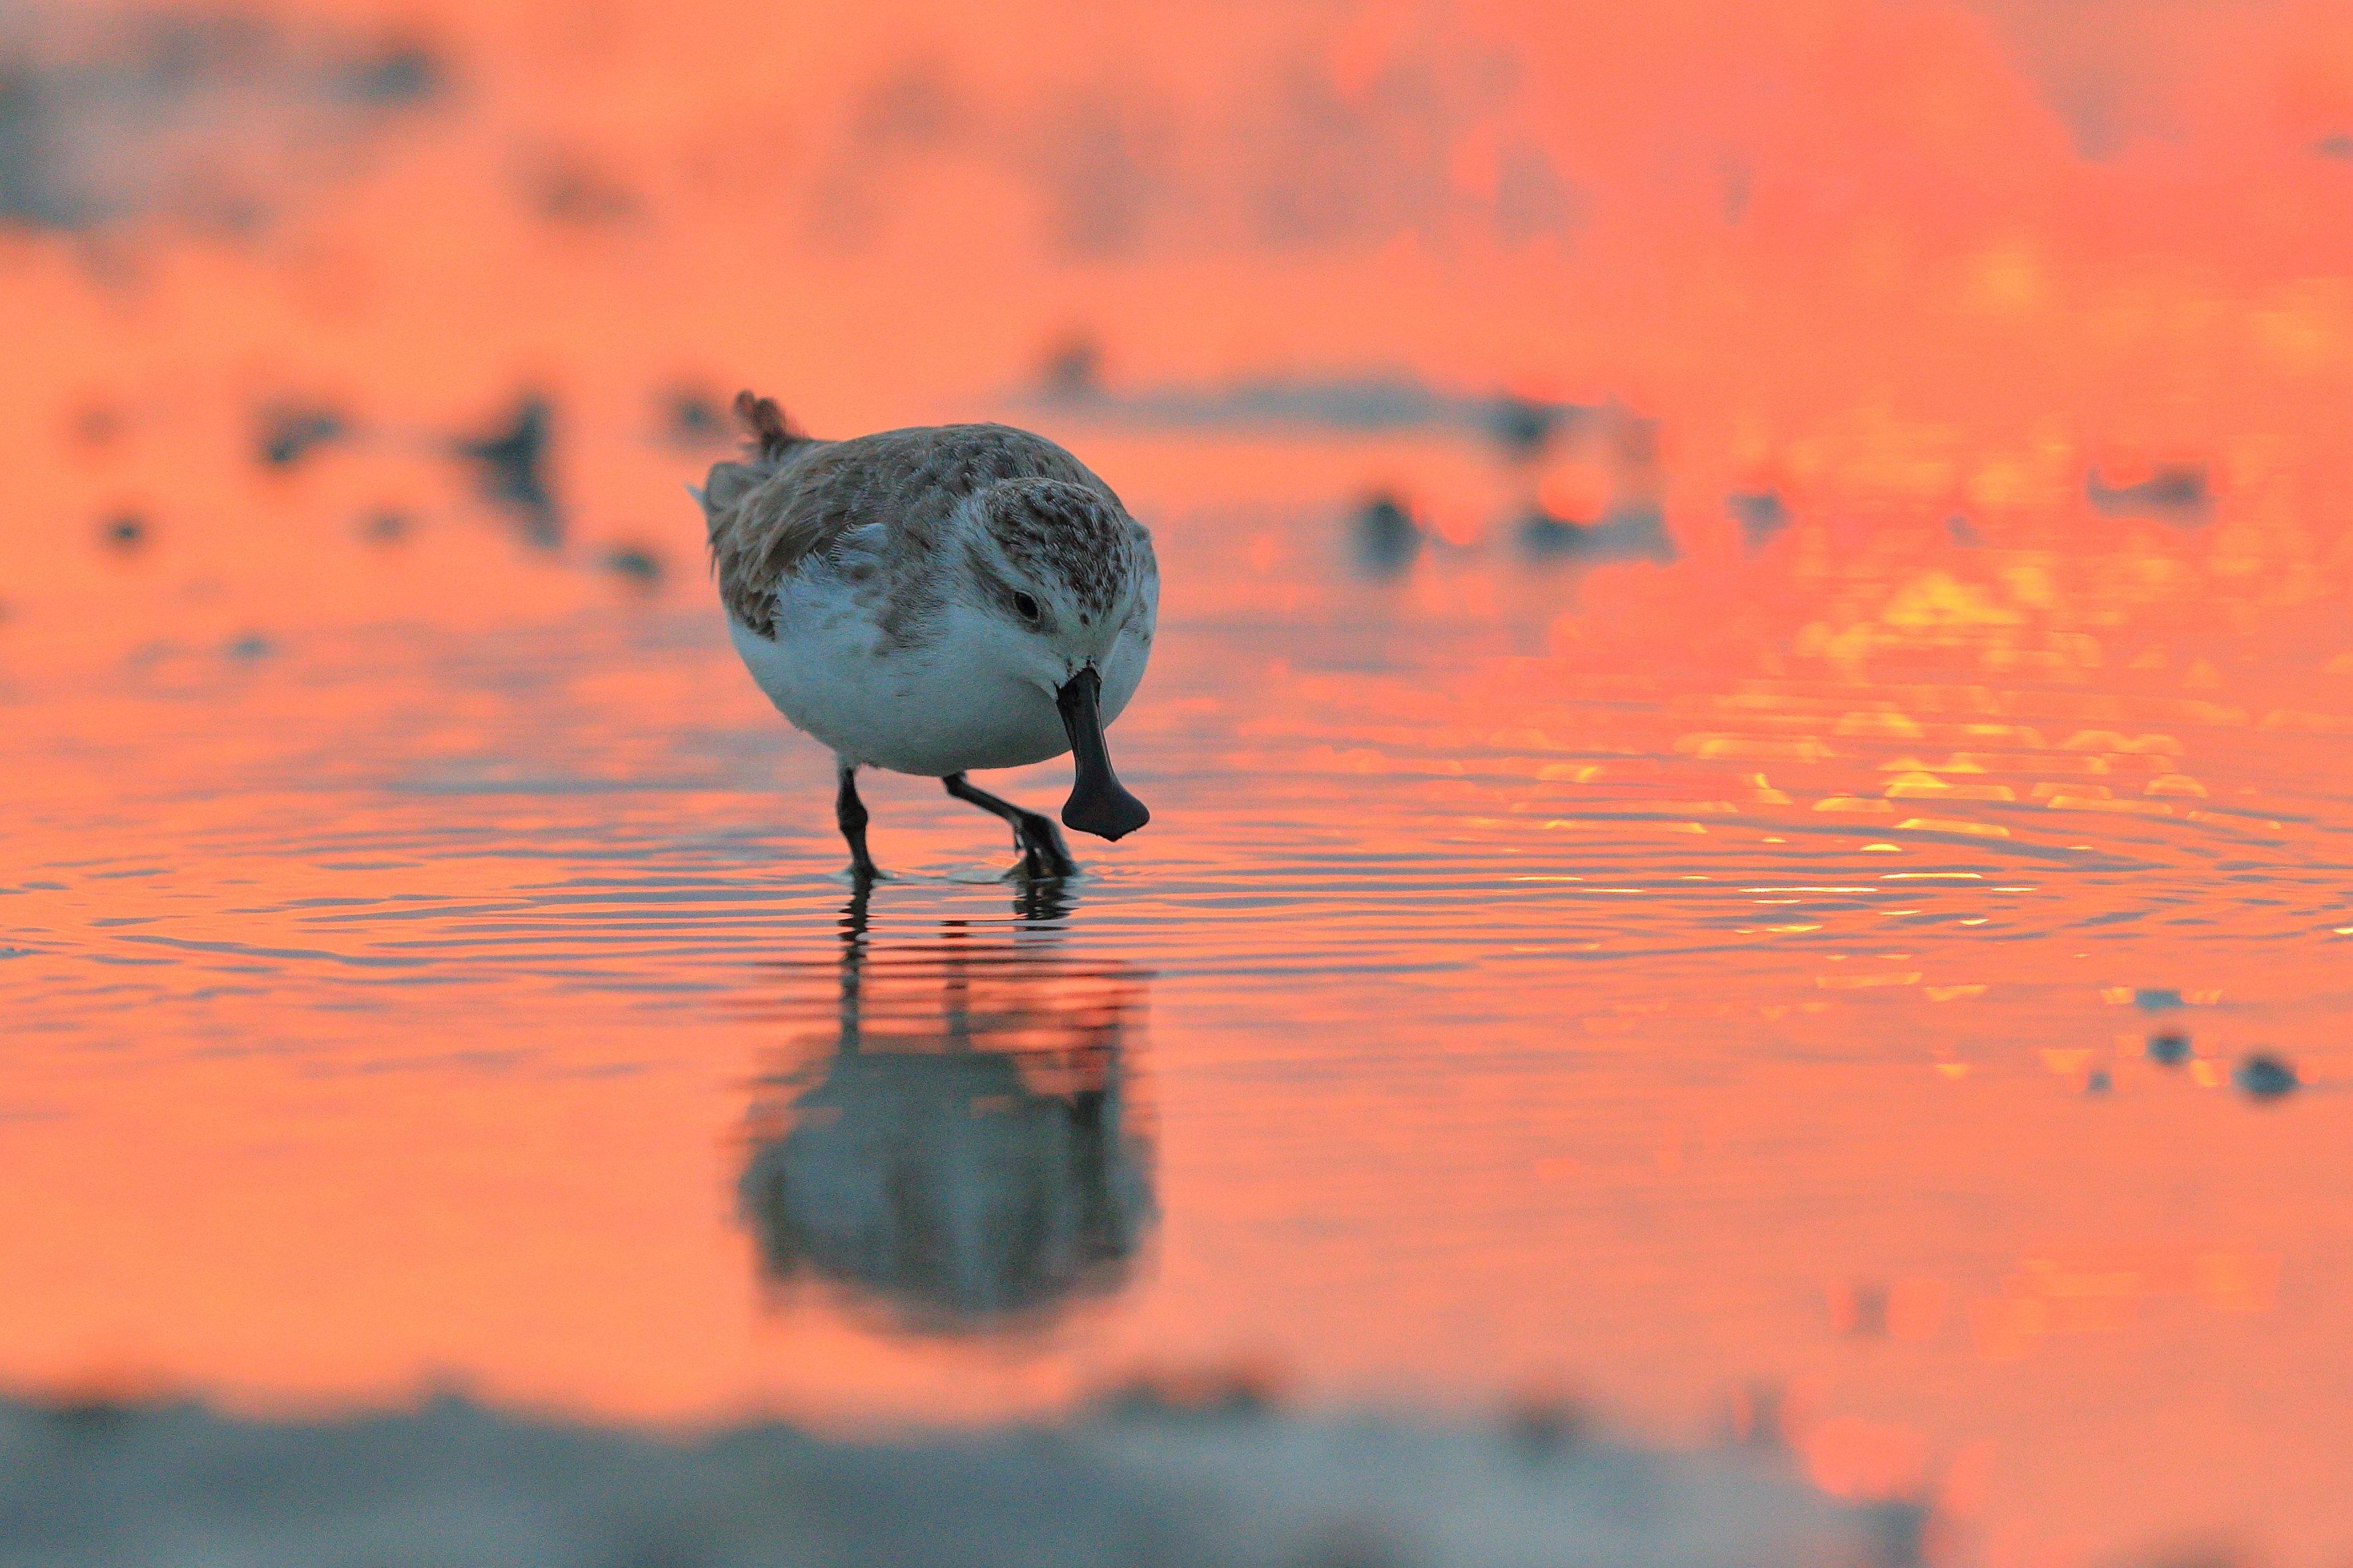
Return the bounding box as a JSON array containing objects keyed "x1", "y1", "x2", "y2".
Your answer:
[{"x1": 957, "y1": 477, "x2": 1154, "y2": 654}]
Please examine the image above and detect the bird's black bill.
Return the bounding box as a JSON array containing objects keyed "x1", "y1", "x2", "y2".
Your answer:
[{"x1": 1055, "y1": 667, "x2": 1150, "y2": 841}]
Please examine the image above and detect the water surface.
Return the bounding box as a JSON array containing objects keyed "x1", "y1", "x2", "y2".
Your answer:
[
  {"x1": 9, "y1": 4, "x2": 2353, "y2": 1564},
  {"x1": 11, "y1": 483, "x2": 2353, "y2": 1567}
]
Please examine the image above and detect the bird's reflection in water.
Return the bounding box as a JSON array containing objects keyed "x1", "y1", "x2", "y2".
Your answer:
[{"x1": 739, "y1": 883, "x2": 1155, "y2": 1333}]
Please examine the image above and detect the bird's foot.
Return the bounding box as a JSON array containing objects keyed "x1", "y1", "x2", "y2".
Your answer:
[{"x1": 1010, "y1": 813, "x2": 1078, "y2": 880}]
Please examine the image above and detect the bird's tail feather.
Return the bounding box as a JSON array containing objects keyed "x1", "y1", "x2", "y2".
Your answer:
[
  {"x1": 697, "y1": 391, "x2": 811, "y2": 545},
  {"x1": 733, "y1": 390, "x2": 805, "y2": 461}
]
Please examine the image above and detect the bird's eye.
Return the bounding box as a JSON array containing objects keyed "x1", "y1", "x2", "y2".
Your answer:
[{"x1": 1013, "y1": 592, "x2": 1041, "y2": 621}]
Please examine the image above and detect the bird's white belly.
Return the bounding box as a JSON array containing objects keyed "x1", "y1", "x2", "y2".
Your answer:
[{"x1": 729, "y1": 608, "x2": 1071, "y2": 777}]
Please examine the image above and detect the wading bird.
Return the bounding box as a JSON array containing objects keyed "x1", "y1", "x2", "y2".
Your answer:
[{"x1": 699, "y1": 393, "x2": 1154, "y2": 879}]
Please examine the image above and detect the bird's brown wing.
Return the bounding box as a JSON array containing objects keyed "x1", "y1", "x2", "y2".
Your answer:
[{"x1": 705, "y1": 424, "x2": 1114, "y2": 638}]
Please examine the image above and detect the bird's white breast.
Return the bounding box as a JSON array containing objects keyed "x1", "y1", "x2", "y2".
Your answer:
[{"x1": 731, "y1": 579, "x2": 1142, "y2": 778}]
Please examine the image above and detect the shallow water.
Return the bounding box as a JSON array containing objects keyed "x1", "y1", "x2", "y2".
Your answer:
[
  {"x1": 12, "y1": 483, "x2": 2353, "y2": 1566},
  {"x1": 10, "y1": 3, "x2": 2353, "y2": 1564}
]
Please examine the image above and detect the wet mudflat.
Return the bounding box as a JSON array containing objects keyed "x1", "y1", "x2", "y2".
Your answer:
[
  {"x1": 8, "y1": 481, "x2": 2353, "y2": 1565},
  {"x1": 10, "y1": 2, "x2": 2353, "y2": 1563}
]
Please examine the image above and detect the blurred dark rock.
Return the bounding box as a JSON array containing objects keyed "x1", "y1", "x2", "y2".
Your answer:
[
  {"x1": 2084, "y1": 1068, "x2": 2112, "y2": 1095},
  {"x1": 222, "y1": 632, "x2": 273, "y2": 660},
  {"x1": 331, "y1": 39, "x2": 442, "y2": 106},
  {"x1": 1350, "y1": 491, "x2": 1422, "y2": 574},
  {"x1": 1040, "y1": 336, "x2": 1105, "y2": 402},
  {"x1": 2147, "y1": 1032, "x2": 2191, "y2": 1066},
  {"x1": 521, "y1": 149, "x2": 638, "y2": 226},
  {"x1": 451, "y1": 393, "x2": 560, "y2": 546},
  {"x1": 1840, "y1": 1282, "x2": 1890, "y2": 1337},
  {"x1": 1729, "y1": 490, "x2": 1789, "y2": 547},
  {"x1": 361, "y1": 509, "x2": 410, "y2": 542},
  {"x1": 33, "y1": 1391, "x2": 139, "y2": 1438},
  {"x1": 853, "y1": 60, "x2": 963, "y2": 151},
  {"x1": 2132, "y1": 988, "x2": 2184, "y2": 1012},
  {"x1": 600, "y1": 545, "x2": 664, "y2": 586},
  {"x1": 2088, "y1": 467, "x2": 2210, "y2": 526},
  {"x1": 1518, "y1": 503, "x2": 1675, "y2": 564},
  {"x1": 2317, "y1": 133, "x2": 2353, "y2": 160},
  {"x1": 2233, "y1": 1054, "x2": 2298, "y2": 1100},
  {"x1": 1474, "y1": 393, "x2": 1575, "y2": 462},
  {"x1": 99, "y1": 513, "x2": 146, "y2": 550},
  {"x1": 1946, "y1": 514, "x2": 1984, "y2": 548},
  {"x1": 1505, "y1": 1394, "x2": 1590, "y2": 1457},
  {"x1": 659, "y1": 386, "x2": 729, "y2": 448},
  {"x1": 255, "y1": 401, "x2": 348, "y2": 468},
  {"x1": 68, "y1": 402, "x2": 126, "y2": 448}
]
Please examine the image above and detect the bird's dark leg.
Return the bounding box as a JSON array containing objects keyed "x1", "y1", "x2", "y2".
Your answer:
[
  {"x1": 836, "y1": 762, "x2": 880, "y2": 881},
  {"x1": 942, "y1": 772, "x2": 1078, "y2": 879}
]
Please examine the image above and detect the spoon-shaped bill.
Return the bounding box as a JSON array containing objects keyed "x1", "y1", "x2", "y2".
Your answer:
[{"x1": 1055, "y1": 667, "x2": 1150, "y2": 841}]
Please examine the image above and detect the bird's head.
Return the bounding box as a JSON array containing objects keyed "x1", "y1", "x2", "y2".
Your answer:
[{"x1": 957, "y1": 479, "x2": 1155, "y2": 841}]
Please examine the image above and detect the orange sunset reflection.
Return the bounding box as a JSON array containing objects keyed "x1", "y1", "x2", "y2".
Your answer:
[{"x1": 6, "y1": 0, "x2": 2353, "y2": 1563}]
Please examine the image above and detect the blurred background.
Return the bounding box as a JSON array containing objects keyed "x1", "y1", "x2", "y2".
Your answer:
[{"x1": 7, "y1": 2, "x2": 2353, "y2": 1565}]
